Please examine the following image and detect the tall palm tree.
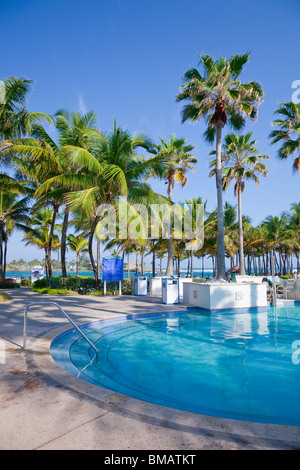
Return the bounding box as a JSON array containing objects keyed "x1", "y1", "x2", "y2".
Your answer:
[
  {"x1": 148, "y1": 134, "x2": 197, "y2": 276},
  {"x1": 11, "y1": 110, "x2": 98, "y2": 277},
  {"x1": 176, "y1": 53, "x2": 264, "y2": 279},
  {"x1": 66, "y1": 234, "x2": 89, "y2": 275},
  {"x1": 0, "y1": 177, "x2": 30, "y2": 278},
  {"x1": 270, "y1": 102, "x2": 300, "y2": 173},
  {"x1": 46, "y1": 120, "x2": 165, "y2": 284},
  {"x1": 210, "y1": 132, "x2": 269, "y2": 275}
]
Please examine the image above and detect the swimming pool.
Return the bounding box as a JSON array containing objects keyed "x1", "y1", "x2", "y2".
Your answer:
[{"x1": 50, "y1": 305, "x2": 300, "y2": 426}]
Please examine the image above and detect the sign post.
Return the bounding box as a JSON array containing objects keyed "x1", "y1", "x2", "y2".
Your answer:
[{"x1": 102, "y1": 258, "x2": 124, "y2": 296}]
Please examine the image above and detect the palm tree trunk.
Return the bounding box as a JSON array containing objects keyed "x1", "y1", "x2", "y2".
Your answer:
[
  {"x1": 212, "y1": 255, "x2": 215, "y2": 278},
  {"x1": 76, "y1": 252, "x2": 79, "y2": 276},
  {"x1": 89, "y1": 216, "x2": 100, "y2": 286},
  {"x1": 165, "y1": 181, "x2": 174, "y2": 277},
  {"x1": 44, "y1": 249, "x2": 49, "y2": 278},
  {"x1": 187, "y1": 252, "x2": 190, "y2": 277},
  {"x1": 152, "y1": 250, "x2": 156, "y2": 277},
  {"x1": 3, "y1": 230, "x2": 7, "y2": 278},
  {"x1": 237, "y1": 187, "x2": 246, "y2": 275},
  {"x1": 61, "y1": 206, "x2": 69, "y2": 278},
  {"x1": 215, "y1": 121, "x2": 226, "y2": 280},
  {"x1": 48, "y1": 204, "x2": 59, "y2": 278},
  {"x1": 141, "y1": 248, "x2": 145, "y2": 275},
  {"x1": 97, "y1": 238, "x2": 100, "y2": 278},
  {"x1": 0, "y1": 226, "x2": 4, "y2": 279}
]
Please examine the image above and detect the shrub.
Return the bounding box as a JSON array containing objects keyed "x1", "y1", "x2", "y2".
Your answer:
[
  {"x1": 0, "y1": 278, "x2": 20, "y2": 289},
  {"x1": 21, "y1": 278, "x2": 31, "y2": 287},
  {"x1": 31, "y1": 276, "x2": 133, "y2": 295},
  {"x1": 32, "y1": 278, "x2": 48, "y2": 288}
]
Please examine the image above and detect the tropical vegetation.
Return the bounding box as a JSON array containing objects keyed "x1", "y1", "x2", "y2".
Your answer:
[{"x1": 0, "y1": 54, "x2": 299, "y2": 286}]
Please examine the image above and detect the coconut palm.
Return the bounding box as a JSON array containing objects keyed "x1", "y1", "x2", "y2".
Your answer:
[
  {"x1": 0, "y1": 176, "x2": 30, "y2": 278},
  {"x1": 11, "y1": 110, "x2": 99, "y2": 277},
  {"x1": 209, "y1": 133, "x2": 269, "y2": 275},
  {"x1": 0, "y1": 76, "x2": 53, "y2": 160},
  {"x1": 182, "y1": 197, "x2": 205, "y2": 278},
  {"x1": 270, "y1": 102, "x2": 300, "y2": 173},
  {"x1": 23, "y1": 208, "x2": 59, "y2": 278},
  {"x1": 148, "y1": 134, "x2": 197, "y2": 276},
  {"x1": 261, "y1": 215, "x2": 292, "y2": 274},
  {"x1": 49, "y1": 120, "x2": 165, "y2": 284},
  {"x1": 176, "y1": 53, "x2": 264, "y2": 279},
  {"x1": 66, "y1": 234, "x2": 89, "y2": 275}
]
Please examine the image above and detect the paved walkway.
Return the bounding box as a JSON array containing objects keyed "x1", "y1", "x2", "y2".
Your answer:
[{"x1": 0, "y1": 288, "x2": 299, "y2": 450}]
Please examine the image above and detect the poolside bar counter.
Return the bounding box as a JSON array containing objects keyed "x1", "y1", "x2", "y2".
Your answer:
[{"x1": 183, "y1": 281, "x2": 268, "y2": 311}]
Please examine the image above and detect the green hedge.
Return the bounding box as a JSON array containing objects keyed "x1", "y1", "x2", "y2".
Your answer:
[
  {"x1": 32, "y1": 276, "x2": 132, "y2": 295},
  {"x1": 0, "y1": 278, "x2": 21, "y2": 289}
]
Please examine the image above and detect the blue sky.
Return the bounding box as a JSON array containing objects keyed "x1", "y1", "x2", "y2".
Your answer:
[{"x1": 2, "y1": 0, "x2": 300, "y2": 264}]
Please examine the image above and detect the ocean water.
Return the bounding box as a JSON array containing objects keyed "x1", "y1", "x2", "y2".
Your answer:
[{"x1": 6, "y1": 270, "x2": 214, "y2": 280}]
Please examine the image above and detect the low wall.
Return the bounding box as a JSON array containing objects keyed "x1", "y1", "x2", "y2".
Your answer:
[{"x1": 182, "y1": 282, "x2": 268, "y2": 311}]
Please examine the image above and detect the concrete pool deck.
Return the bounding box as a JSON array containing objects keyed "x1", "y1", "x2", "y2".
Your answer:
[{"x1": 0, "y1": 288, "x2": 299, "y2": 450}]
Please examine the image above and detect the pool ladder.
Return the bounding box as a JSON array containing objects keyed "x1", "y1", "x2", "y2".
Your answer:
[{"x1": 23, "y1": 301, "x2": 98, "y2": 353}]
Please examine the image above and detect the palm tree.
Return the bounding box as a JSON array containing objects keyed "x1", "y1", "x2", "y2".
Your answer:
[
  {"x1": 148, "y1": 134, "x2": 197, "y2": 276},
  {"x1": 0, "y1": 76, "x2": 53, "y2": 160},
  {"x1": 48, "y1": 120, "x2": 165, "y2": 285},
  {"x1": 66, "y1": 234, "x2": 89, "y2": 275},
  {"x1": 176, "y1": 53, "x2": 264, "y2": 279},
  {"x1": 11, "y1": 110, "x2": 98, "y2": 277},
  {"x1": 261, "y1": 215, "x2": 291, "y2": 275},
  {"x1": 270, "y1": 102, "x2": 300, "y2": 173},
  {"x1": 210, "y1": 133, "x2": 269, "y2": 275},
  {"x1": 182, "y1": 197, "x2": 205, "y2": 278},
  {"x1": 23, "y1": 208, "x2": 59, "y2": 278},
  {"x1": 0, "y1": 177, "x2": 30, "y2": 278}
]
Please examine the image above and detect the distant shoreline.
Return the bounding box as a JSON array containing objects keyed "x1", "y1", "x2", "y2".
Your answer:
[{"x1": 6, "y1": 269, "x2": 215, "y2": 279}]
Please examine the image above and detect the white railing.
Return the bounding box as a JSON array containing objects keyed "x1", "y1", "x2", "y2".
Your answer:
[{"x1": 23, "y1": 302, "x2": 98, "y2": 353}]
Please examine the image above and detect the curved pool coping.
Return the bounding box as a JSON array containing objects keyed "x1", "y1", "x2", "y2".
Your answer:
[{"x1": 28, "y1": 311, "x2": 300, "y2": 450}]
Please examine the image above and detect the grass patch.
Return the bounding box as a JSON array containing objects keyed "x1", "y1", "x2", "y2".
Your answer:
[
  {"x1": 31, "y1": 288, "x2": 77, "y2": 295},
  {"x1": 85, "y1": 290, "x2": 125, "y2": 296},
  {"x1": 0, "y1": 292, "x2": 12, "y2": 302}
]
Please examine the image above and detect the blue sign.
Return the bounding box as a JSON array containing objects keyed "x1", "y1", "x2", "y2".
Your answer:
[{"x1": 102, "y1": 258, "x2": 123, "y2": 282}]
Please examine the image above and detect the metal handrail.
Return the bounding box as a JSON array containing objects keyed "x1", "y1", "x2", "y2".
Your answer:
[{"x1": 23, "y1": 302, "x2": 98, "y2": 353}]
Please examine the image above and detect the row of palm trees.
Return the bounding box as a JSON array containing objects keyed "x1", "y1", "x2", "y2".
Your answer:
[{"x1": 0, "y1": 52, "x2": 299, "y2": 283}]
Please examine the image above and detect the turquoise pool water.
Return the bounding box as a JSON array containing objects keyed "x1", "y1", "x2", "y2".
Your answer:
[{"x1": 50, "y1": 305, "x2": 300, "y2": 426}]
